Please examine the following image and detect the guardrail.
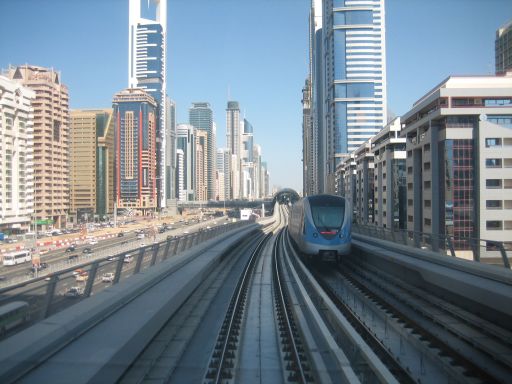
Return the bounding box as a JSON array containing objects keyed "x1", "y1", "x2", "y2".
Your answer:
[
  {"x1": 352, "y1": 224, "x2": 511, "y2": 269},
  {"x1": 0, "y1": 221, "x2": 251, "y2": 340}
]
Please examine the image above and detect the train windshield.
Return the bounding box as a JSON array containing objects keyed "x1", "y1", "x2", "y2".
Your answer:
[{"x1": 309, "y1": 195, "x2": 345, "y2": 233}]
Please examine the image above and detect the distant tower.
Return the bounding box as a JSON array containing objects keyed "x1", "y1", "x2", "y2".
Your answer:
[
  {"x1": 226, "y1": 101, "x2": 241, "y2": 199},
  {"x1": 177, "y1": 124, "x2": 196, "y2": 201},
  {"x1": 113, "y1": 88, "x2": 158, "y2": 213},
  {"x1": 496, "y1": 19, "x2": 512, "y2": 74},
  {"x1": 189, "y1": 102, "x2": 215, "y2": 200},
  {"x1": 129, "y1": 0, "x2": 167, "y2": 209}
]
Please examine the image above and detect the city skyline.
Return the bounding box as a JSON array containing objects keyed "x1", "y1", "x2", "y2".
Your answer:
[{"x1": 1, "y1": 0, "x2": 511, "y2": 192}]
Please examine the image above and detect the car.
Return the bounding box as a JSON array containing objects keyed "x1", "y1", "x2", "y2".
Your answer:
[
  {"x1": 107, "y1": 255, "x2": 119, "y2": 261},
  {"x1": 65, "y1": 245, "x2": 76, "y2": 252},
  {"x1": 68, "y1": 254, "x2": 79, "y2": 260},
  {"x1": 82, "y1": 247, "x2": 93, "y2": 254},
  {"x1": 158, "y1": 227, "x2": 165, "y2": 234},
  {"x1": 65, "y1": 286, "x2": 84, "y2": 297},
  {"x1": 136, "y1": 233, "x2": 145, "y2": 239},
  {"x1": 75, "y1": 272, "x2": 88, "y2": 282},
  {"x1": 101, "y1": 272, "x2": 115, "y2": 283},
  {"x1": 117, "y1": 232, "x2": 124, "y2": 238},
  {"x1": 124, "y1": 254, "x2": 134, "y2": 263},
  {"x1": 88, "y1": 239, "x2": 98, "y2": 245},
  {"x1": 31, "y1": 262, "x2": 49, "y2": 273},
  {"x1": 73, "y1": 268, "x2": 85, "y2": 276}
]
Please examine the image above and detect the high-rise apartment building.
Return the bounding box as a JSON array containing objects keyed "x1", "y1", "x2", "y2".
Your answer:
[
  {"x1": 69, "y1": 109, "x2": 115, "y2": 221},
  {"x1": 113, "y1": 88, "x2": 158, "y2": 213},
  {"x1": 5, "y1": 65, "x2": 70, "y2": 229},
  {"x1": 241, "y1": 119, "x2": 255, "y2": 199},
  {"x1": 318, "y1": 0, "x2": 387, "y2": 193},
  {"x1": 176, "y1": 149, "x2": 185, "y2": 201},
  {"x1": 302, "y1": 78, "x2": 315, "y2": 196},
  {"x1": 308, "y1": 0, "x2": 324, "y2": 194},
  {"x1": 176, "y1": 124, "x2": 196, "y2": 201},
  {"x1": 195, "y1": 130, "x2": 208, "y2": 201},
  {"x1": 129, "y1": 0, "x2": 167, "y2": 208},
  {"x1": 371, "y1": 117, "x2": 406, "y2": 230},
  {"x1": 226, "y1": 101, "x2": 241, "y2": 199},
  {"x1": 189, "y1": 102, "x2": 215, "y2": 200},
  {"x1": 165, "y1": 99, "x2": 177, "y2": 208},
  {"x1": 496, "y1": 19, "x2": 512, "y2": 75},
  {"x1": 0, "y1": 76, "x2": 35, "y2": 234},
  {"x1": 216, "y1": 148, "x2": 231, "y2": 201},
  {"x1": 253, "y1": 145, "x2": 262, "y2": 199}
]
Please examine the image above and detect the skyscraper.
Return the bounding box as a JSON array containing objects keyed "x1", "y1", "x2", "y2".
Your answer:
[
  {"x1": 189, "y1": 102, "x2": 215, "y2": 200},
  {"x1": 69, "y1": 109, "x2": 115, "y2": 221},
  {"x1": 308, "y1": 0, "x2": 324, "y2": 194},
  {"x1": 165, "y1": 99, "x2": 177, "y2": 208},
  {"x1": 0, "y1": 76, "x2": 35, "y2": 234},
  {"x1": 496, "y1": 19, "x2": 512, "y2": 75},
  {"x1": 129, "y1": 0, "x2": 167, "y2": 208},
  {"x1": 176, "y1": 124, "x2": 196, "y2": 201},
  {"x1": 113, "y1": 88, "x2": 158, "y2": 213},
  {"x1": 226, "y1": 101, "x2": 241, "y2": 199},
  {"x1": 5, "y1": 65, "x2": 70, "y2": 229},
  {"x1": 320, "y1": 0, "x2": 387, "y2": 193}
]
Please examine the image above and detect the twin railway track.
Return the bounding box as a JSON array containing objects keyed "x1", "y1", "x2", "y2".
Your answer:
[{"x1": 12, "y1": 206, "x2": 509, "y2": 383}]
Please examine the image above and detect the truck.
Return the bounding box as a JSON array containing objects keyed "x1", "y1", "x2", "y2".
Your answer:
[{"x1": 240, "y1": 209, "x2": 253, "y2": 221}]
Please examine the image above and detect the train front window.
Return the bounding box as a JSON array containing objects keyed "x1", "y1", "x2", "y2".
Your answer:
[{"x1": 309, "y1": 196, "x2": 345, "y2": 231}]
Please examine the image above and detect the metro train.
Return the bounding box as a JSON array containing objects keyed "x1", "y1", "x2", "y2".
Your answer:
[{"x1": 288, "y1": 194, "x2": 352, "y2": 262}]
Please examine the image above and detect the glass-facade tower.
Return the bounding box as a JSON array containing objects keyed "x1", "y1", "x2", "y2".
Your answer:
[
  {"x1": 323, "y1": 0, "x2": 387, "y2": 193},
  {"x1": 129, "y1": 0, "x2": 167, "y2": 209},
  {"x1": 189, "y1": 102, "x2": 215, "y2": 200}
]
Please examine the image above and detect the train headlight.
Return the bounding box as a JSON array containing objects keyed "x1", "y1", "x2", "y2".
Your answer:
[
  {"x1": 313, "y1": 232, "x2": 318, "y2": 238},
  {"x1": 339, "y1": 233, "x2": 344, "y2": 239}
]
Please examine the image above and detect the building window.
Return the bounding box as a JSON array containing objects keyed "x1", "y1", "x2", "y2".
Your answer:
[
  {"x1": 53, "y1": 120, "x2": 61, "y2": 141},
  {"x1": 425, "y1": 218, "x2": 431, "y2": 226},
  {"x1": 486, "y1": 179, "x2": 502, "y2": 188},
  {"x1": 505, "y1": 200, "x2": 512, "y2": 209},
  {"x1": 504, "y1": 158, "x2": 512, "y2": 168},
  {"x1": 485, "y1": 158, "x2": 502, "y2": 168},
  {"x1": 424, "y1": 180, "x2": 431, "y2": 189},
  {"x1": 484, "y1": 98, "x2": 512, "y2": 107},
  {"x1": 485, "y1": 138, "x2": 502, "y2": 147},
  {"x1": 486, "y1": 200, "x2": 502, "y2": 209},
  {"x1": 486, "y1": 221, "x2": 502, "y2": 230},
  {"x1": 505, "y1": 179, "x2": 512, "y2": 189},
  {"x1": 424, "y1": 200, "x2": 431, "y2": 208},
  {"x1": 505, "y1": 221, "x2": 512, "y2": 230}
]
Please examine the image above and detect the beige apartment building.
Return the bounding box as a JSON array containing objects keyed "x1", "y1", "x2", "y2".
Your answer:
[
  {"x1": 0, "y1": 76, "x2": 35, "y2": 234},
  {"x1": 4, "y1": 65, "x2": 69, "y2": 230},
  {"x1": 70, "y1": 109, "x2": 115, "y2": 222},
  {"x1": 401, "y1": 73, "x2": 512, "y2": 258}
]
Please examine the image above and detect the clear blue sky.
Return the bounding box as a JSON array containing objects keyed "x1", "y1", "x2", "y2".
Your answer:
[{"x1": 1, "y1": 0, "x2": 511, "y2": 193}]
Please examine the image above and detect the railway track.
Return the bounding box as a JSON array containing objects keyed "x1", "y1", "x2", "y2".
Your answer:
[{"x1": 335, "y1": 258, "x2": 512, "y2": 383}]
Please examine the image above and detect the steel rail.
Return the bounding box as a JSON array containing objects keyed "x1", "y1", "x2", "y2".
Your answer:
[
  {"x1": 204, "y1": 232, "x2": 270, "y2": 383},
  {"x1": 273, "y1": 229, "x2": 310, "y2": 383}
]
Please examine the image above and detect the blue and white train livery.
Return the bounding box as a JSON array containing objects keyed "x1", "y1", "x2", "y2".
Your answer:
[{"x1": 288, "y1": 194, "x2": 351, "y2": 261}]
